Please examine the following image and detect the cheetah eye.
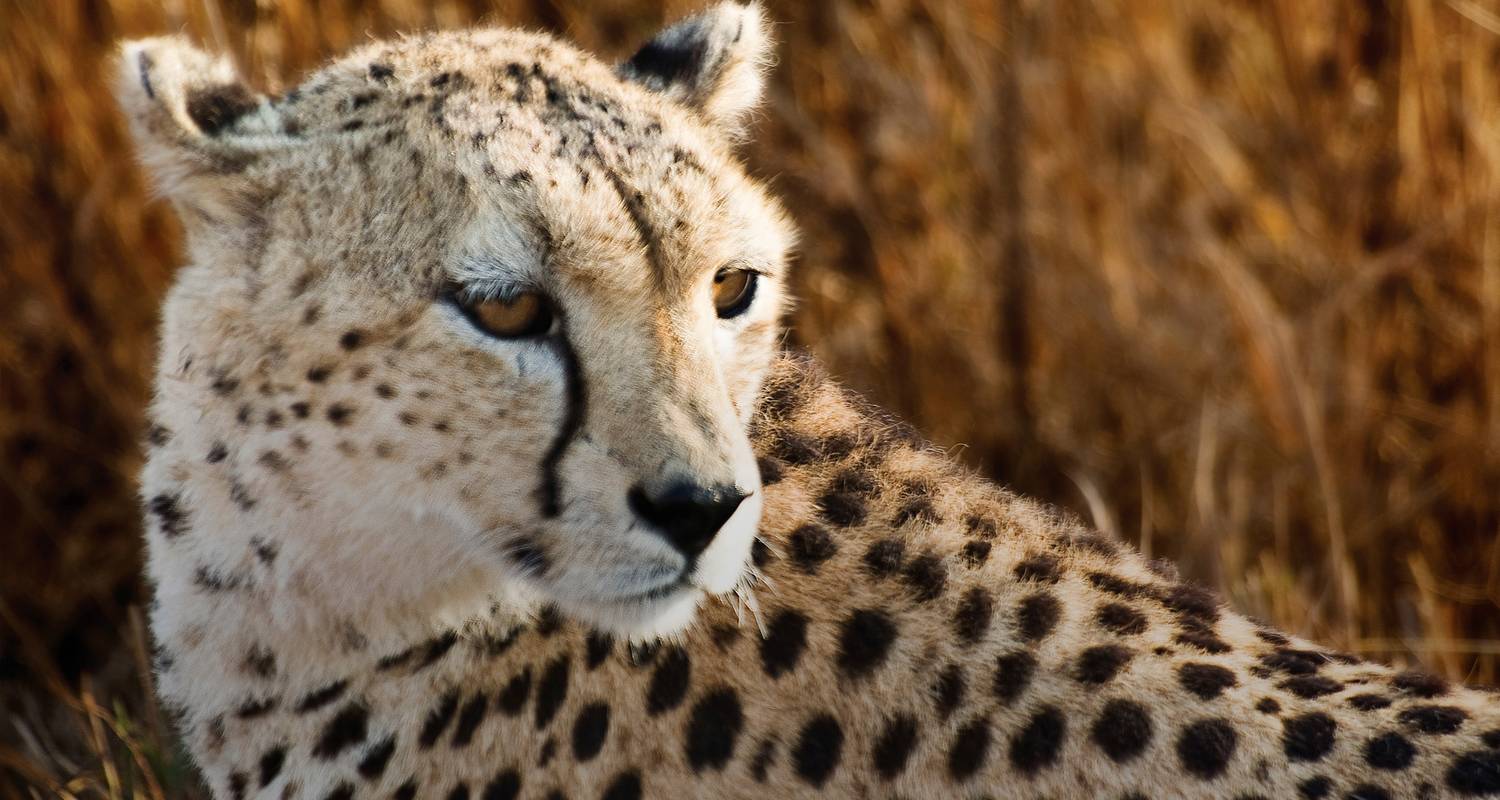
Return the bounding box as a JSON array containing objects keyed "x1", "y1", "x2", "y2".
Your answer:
[
  {"x1": 454, "y1": 291, "x2": 556, "y2": 339},
  {"x1": 713, "y1": 268, "x2": 758, "y2": 319}
]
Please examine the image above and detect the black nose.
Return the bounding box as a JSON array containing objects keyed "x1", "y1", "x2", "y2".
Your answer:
[{"x1": 629, "y1": 481, "x2": 748, "y2": 560}]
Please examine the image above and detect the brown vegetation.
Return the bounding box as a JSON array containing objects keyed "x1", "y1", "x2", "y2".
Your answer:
[{"x1": 4, "y1": 0, "x2": 1500, "y2": 795}]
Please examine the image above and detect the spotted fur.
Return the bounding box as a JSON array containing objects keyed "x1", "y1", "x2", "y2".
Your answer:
[{"x1": 121, "y1": 5, "x2": 1500, "y2": 798}]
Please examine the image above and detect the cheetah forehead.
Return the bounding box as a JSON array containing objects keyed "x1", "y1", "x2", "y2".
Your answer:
[{"x1": 116, "y1": 4, "x2": 790, "y2": 297}]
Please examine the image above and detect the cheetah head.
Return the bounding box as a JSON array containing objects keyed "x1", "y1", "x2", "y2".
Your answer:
[{"x1": 121, "y1": 4, "x2": 792, "y2": 640}]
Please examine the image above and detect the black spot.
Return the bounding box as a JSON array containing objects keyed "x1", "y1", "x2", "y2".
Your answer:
[
  {"x1": 600, "y1": 770, "x2": 641, "y2": 800},
  {"x1": 585, "y1": 631, "x2": 613, "y2": 669},
  {"x1": 710, "y1": 624, "x2": 741, "y2": 651},
  {"x1": 368, "y1": 63, "x2": 394, "y2": 82},
  {"x1": 953, "y1": 587, "x2": 994, "y2": 644},
  {"x1": 1178, "y1": 662, "x2": 1237, "y2": 699},
  {"x1": 788, "y1": 524, "x2": 837, "y2": 572},
  {"x1": 761, "y1": 610, "x2": 809, "y2": 679},
  {"x1": 934, "y1": 664, "x2": 964, "y2": 719},
  {"x1": 1364, "y1": 732, "x2": 1416, "y2": 770},
  {"x1": 1162, "y1": 583, "x2": 1220, "y2": 622},
  {"x1": 307, "y1": 365, "x2": 331, "y2": 383},
  {"x1": 235, "y1": 696, "x2": 277, "y2": 718},
  {"x1": 837, "y1": 609, "x2": 897, "y2": 679},
  {"x1": 993, "y1": 650, "x2": 1036, "y2": 704},
  {"x1": 1261, "y1": 649, "x2": 1326, "y2": 675},
  {"x1": 496, "y1": 667, "x2": 532, "y2": 716},
  {"x1": 534, "y1": 655, "x2": 571, "y2": 730},
  {"x1": 296, "y1": 679, "x2": 349, "y2": 713},
  {"x1": 535, "y1": 605, "x2": 563, "y2": 637},
  {"x1": 1298, "y1": 776, "x2": 1332, "y2": 799},
  {"x1": 416, "y1": 631, "x2": 459, "y2": 670},
  {"x1": 1349, "y1": 693, "x2": 1393, "y2": 711},
  {"x1": 206, "y1": 442, "x2": 228, "y2": 463},
  {"x1": 863, "y1": 538, "x2": 905, "y2": 577},
  {"x1": 964, "y1": 513, "x2": 998, "y2": 538},
  {"x1": 1399, "y1": 705, "x2": 1468, "y2": 735},
  {"x1": 960, "y1": 539, "x2": 992, "y2": 567},
  {"x1": 395, "y1": 780, "x2": 418, "y2": 800},
  {"x1": 684, "y1": 688, "x2": 744, "y2": 772},
  {"x1": 771, "y1": 431, "x2": 823, "y2": 465},
  {"x1": 1076, "y1": 645, "x2": 1133, "y2": 684},
  {"x1": 1346, "y1": 785, "x2": 1392, "y2": 800},
  {"x1": 646, "y1": 646, "x2": 691, "y2": 715},
  {"x1": 1448, "y1": 749, "x2": 1500, "y2": 794},
  {"x1": 1256, "y1": 697, "x2": 1282, "y2": 714},
  {"x1": 186, "y1": 83, "x2": 257, "y2": 135},
  {"x1": 899, "y1": 551, "x2": 947, "y2": 601},
  {"x1": 572, "y1": 702, "x2": 610, "y2": 761},
  {"x1": 1009, "y1": 706, "x2": 1065, "y2": 775},
  {"x1": 893, "y1": 496, "x2": 941, "y2": 526},
  {"x1": 792, "y1": 714, "x2": 843, "y2": 787},
  {"x1": 750, "y1": 738, "x2": 777, "y2": 782},
  {"x1": 451, "y1": 694, "x2": 490, "y2": 748},
  {"x1": 326, "y1": 403, "x2": 354, "y2": 425},
  {"x1": 356, "y1": 735, "x2": 396, "y2": 780},
  {"x1": 756, "y1": 456, "x2": 785, "y2": 486},
  {"x1": 314, "y1": 704, "x2": 369, "y2": 760},
  {"x1": 1393, "y1": 670, "x2": 1449, "y2": 698},
  {"x1": 1256, "y1": 628, "x2": 1291, "y2": 646},
  {"x1": 258, "y1": 745, "x2": 286, "y2": 787},
  {"x1": 148, "y1": 493, "x2": 190, "y2": 539},
  {"x1": 419, "y1": 690, "x2": 460, "y2": 748},
  {"x1": 536, "y1": 737, "x2": 556, "y2": 767},
  {"x1": 1174, "y1": 616, "x2": 1233, "y2": 654},
  {"x1": 481, "y1": 770, "x2": 521, "y2": 800},
  {"x1": 1016, "y1": 592, "x2": 1061, "y2": 641},
  {"x1": 1098, "y1": 603, "x2": 1140, "y2": 633},
  {"x1": 872, "y1": 714, "x2": 919, "y2": 780},
  {"x1": 147, "y1": 423, "x2": 172, "y2": 447},
  {"x1": 242, "y1": 645, "x2": 276, "y2": 678},
  {"x1": 751, "y1": 538, "x2": 772, "y2": 568},
  {"x1": 323, "y1": 781, "x2": 354, "y2": 800},
  {"x1": 1014, "y1": 553, "x2": 1062, "y2": 583},
  {"x1": 819, "y1": 470, "x2": 872, "y2": 526},
  {"x1": 1280, "y1": 675, "x2": 1345, "y2": 699},
  {"x1": 1282, "y1": 712, "x2": 1337, "y2": 761},
  {"x1": 1483, "y1": 729, "x2": 1500, "y2": 749},
  {"x1": 339, "y1": 330, "x2": 365, "y2": 350},
  {"x1": 1087, "y1": 571, "x2": 1157, "y2": 599},
  {"x1": 1176, "y1": 718, "x2": 1238, "y2": 779},
  {"x1": 1092, "y1": 699, "x2": 1152, "y2": 763}
]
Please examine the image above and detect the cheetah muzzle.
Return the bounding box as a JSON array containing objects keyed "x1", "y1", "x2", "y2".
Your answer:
[{"x1": 124, "y1": 4, "x2": 1500, "y2": 798}]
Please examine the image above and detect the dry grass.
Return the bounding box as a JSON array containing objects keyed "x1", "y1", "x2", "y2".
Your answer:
[{"x1": 4, "y1": 0, "x2": 1500, "y2": 795}]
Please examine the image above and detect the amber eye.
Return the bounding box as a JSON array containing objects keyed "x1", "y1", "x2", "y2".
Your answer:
[
  {"x1": 456, "y1": 291, "x2": 555, "y2": 339},
  {"x1": 713, "y1": 269, "x2": 758, "y2": 319}
]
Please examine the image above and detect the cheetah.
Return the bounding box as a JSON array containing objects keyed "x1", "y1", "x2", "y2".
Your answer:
[{"x1": 120, "y1": 4, "x2": 1500, "y2": 798}]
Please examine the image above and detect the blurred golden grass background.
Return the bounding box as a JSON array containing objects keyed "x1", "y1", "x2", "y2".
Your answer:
[{"x1": 4, "y1": 0, "x2": 1500, "y2": 795}]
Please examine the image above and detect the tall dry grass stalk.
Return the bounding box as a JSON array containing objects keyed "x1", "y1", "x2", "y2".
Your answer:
[{"x1": 3, "y1": 0, "x2": 1500, "y2": 794}]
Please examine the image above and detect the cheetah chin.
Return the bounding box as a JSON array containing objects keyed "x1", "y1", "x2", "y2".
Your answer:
[{"x1": 123, "y1": 3, "x2": 1500, "y2": 799}]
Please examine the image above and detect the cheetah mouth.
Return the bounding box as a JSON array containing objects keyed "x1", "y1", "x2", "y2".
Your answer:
[{"x1": 614, "y1": 577, "x2": 693, "y2": 603}]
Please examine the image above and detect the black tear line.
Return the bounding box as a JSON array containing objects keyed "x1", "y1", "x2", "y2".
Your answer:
[{"x1": 538, "y1": 326, "x2": 587, "y2": 518}]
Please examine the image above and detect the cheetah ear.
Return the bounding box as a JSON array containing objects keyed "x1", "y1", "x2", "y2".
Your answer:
[
  {"x1": 114, "y1": 37, "x2": 281, "y2": 218},
  {"x1": 619, "y1": 2, "x2": 773, "y2": 136}
]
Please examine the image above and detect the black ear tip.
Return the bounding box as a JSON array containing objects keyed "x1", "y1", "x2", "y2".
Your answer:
[
  {"x1": 186, "y1": 84, "x2": 258, "y2": 136},
  {"x1": 626, "y1": 36, "x2": 709, "y2": 86}
]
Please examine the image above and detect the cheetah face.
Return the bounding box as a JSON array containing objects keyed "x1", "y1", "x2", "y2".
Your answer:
[{"x1": 122, "y1": 5, "x2": 793, "y2": 638}]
